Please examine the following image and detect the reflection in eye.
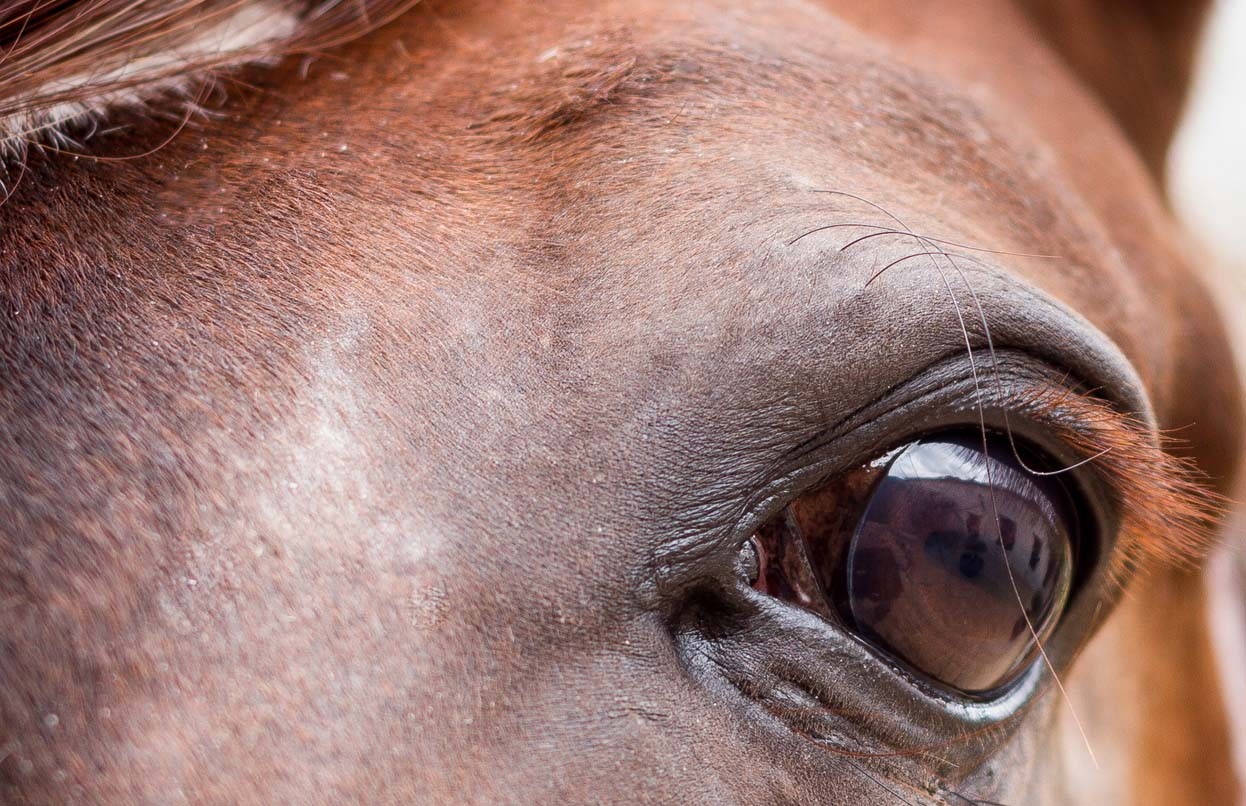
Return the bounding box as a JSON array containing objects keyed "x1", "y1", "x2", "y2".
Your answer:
[{"x1": 750, "y1": 432, "x2": 1079, "y2": 695}]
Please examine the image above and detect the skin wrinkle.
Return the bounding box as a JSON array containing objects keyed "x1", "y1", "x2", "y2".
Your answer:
[
  {"x1": 645, "y1": 264, "x2": 1153, "y2": 575},
  {"x1": 0, "y1": 0, "x2": 1241, "y2": 803}
]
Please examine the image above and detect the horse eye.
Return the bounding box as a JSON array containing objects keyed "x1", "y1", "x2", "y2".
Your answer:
[{"x1": 750, "y1": 432, "x2": 1079, "y2": 695}]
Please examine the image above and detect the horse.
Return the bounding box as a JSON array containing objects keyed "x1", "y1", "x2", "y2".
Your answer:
[{"x1": 0, "y1": 1, "x2": 1241, "y2": 803}]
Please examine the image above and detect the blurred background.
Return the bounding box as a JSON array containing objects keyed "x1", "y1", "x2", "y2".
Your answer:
[
  {"x1": 1170, "y1": 0, "x2": 1246, "y2": 797},
  {"x1": 1172, "y1": 0, "x2": 1246, "y2": 269}
]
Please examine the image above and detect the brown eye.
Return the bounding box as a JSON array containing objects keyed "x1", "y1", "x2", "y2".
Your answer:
[{"x1": 751, "y1": 432, "x2": 1079, "y2": 695}]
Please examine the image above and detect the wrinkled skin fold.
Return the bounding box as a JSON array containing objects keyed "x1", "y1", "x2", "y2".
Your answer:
[{"x1": 0, "y1": 0, "x2": 1241, "y2": 803}]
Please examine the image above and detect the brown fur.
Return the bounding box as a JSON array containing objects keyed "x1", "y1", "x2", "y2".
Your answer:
[
  {"x1": 0, "y1": 0, "x2": 1239, "y2": 803},
  {"x1": 0, "y1": 0, "x2": 417, "y2": 147},
  {"x1": 1016, "y1": 0, "x2": 1212, "y2": 175}
]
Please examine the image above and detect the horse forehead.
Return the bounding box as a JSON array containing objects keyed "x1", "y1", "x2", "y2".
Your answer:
[{"x1": 385, "y1": 8, "x2": 1151, "y2": 335}]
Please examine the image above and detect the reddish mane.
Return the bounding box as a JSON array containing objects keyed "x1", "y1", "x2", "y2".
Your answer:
[{"x1": 0, "y1": 0, "x2": 414, "y2": 150}]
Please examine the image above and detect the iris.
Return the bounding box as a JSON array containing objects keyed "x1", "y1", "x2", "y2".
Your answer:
[{"x1": 751, "y1": 432, "x2": 1078, "y2": 695}]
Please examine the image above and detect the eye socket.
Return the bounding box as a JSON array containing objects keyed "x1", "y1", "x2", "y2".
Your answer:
[{"x1": 749, "y1": 431, "x2": 1081, "y2": 696}]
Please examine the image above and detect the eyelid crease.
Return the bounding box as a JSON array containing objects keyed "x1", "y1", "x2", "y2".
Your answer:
[{"x1": 1011, "y1": 383, "x2": 1225, "y2": 586}]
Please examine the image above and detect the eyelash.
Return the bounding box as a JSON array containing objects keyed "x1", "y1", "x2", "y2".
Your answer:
[
  {"x1": 734, "y1": 380, "x2": 1221, "y2": 680},
  {"x1": 745, "y1": 424, "x2": 1083, "y2": 694},
  {"x1": 715, "y1": 383, "x2": 1225, "y2": 734},
  {"x1": 1003, "y1": 384, "x2": 1223, "y2": 584}
]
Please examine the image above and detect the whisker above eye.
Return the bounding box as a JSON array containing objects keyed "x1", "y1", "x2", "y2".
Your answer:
[
  {"x1": 787, "y1": 221, "x2": 1062, "y2": 260},
  {"x1": 782, "y1": 186, "x2": 1222, "y2": 773},
  {"x1": 793, "y1": 189, "x2": 1223, "y2": 578}
]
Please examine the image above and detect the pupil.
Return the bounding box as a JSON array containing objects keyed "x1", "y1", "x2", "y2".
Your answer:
[
  {"x1": 956, "y1": 540, "x2": 986, "y2": 579},
  {"x1": 838, "y1": 434, "x2": 1075, "y2": 694}
]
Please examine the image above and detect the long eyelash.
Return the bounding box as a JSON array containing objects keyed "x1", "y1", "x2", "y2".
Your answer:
[
  {"x1": 793, "y1": 190, "x2": 1226, "y2": 780},
  {"x1": 794, "y1": 195, "x2": 1224, "y2": 578},
  {"x1": 804, "y1": 191, "x2": 1106, "y2": 769},
  {"x1": 795, "y1": 191, "x2": 1107, "y2": 774},
  {"x1": 1014, "y1": 383, "x2": 1226, "y2": 585}
]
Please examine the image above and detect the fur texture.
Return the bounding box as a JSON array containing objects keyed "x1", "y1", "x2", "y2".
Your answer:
[
  {"x1": 0, "y1": 0, "x2": 1239, "y2": 803},
  {"x1": 0, "y1": 0, "x2": 416, "y2": 152}
]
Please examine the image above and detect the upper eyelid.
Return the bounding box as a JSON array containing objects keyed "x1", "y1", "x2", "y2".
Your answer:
[
  {"x1": 648, "y1": 252, "x2": 1171, "y2": 579},
  {"x1": 649, "y1": 353, "x2": 1108, "y2": 580},
  {"x1": 1004, "y1": 383, "x2": 1222, "y2": 583},
  {"x1": 767, "y1": 364, "x2": 1210, "y2": 583}
]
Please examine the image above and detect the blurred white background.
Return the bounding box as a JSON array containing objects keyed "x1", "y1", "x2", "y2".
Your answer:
[
  {"x1": 1173, "y1": 2, "x2": 1246, "y2": 798},
  {"x1": 1171, "y1": 0, "x2": 1246, "y2": 271}
]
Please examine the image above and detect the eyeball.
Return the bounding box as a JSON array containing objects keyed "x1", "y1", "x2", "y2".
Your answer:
[
  {"x1": 751, "y1": 432, "x2": 1080, "y2": 695},
  {"x1": 838, "y1": 436, "x2": 1075, "y2": 693}
]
